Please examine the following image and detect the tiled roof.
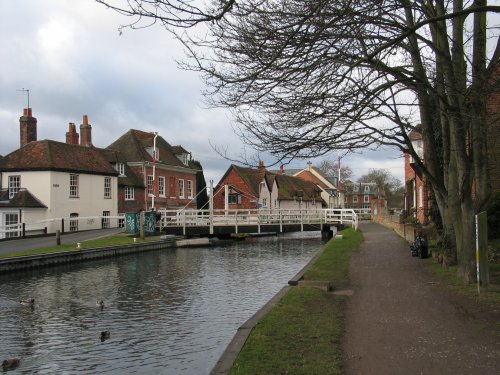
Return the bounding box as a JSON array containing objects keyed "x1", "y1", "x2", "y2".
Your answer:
[
  {"x1": 172, "y1": 145, "x2": 189, "y2": 155},
  {"x1": 0, "y1": 140, "x2": 119, "y2": 176},
  {"x1": 232, "y1": 165, "x2": 267, "y2": 196},
  {"x1": 273, "y1": 174, "x2": 320, "y2": 201},
  {"x1": 343, "y1": 182, "x2": 379, "y2": 194},
  {"x1": 106, "y1": 129, "x2": 188, "y2": 168},
  {"x1": 0, "y1": 189, "x2": 47, "y2": 208}
]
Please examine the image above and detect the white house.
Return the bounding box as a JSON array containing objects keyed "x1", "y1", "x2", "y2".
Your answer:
[
  {"x1": 0, "y1": 109, "x2": 119, "y2": 237},
  {"x1": 258, "y1": 172, "x2": 323, "y2": 211}
]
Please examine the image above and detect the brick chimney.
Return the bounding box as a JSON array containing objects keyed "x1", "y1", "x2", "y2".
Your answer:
[
  {"x1": 19, "y1": 108, "x2": 37, "y2": 147},
  {"x1": 66, "y1": 123, "x2": 79, "y2": 145},
  {"x1": 258, "y1": 160, "x2": 265, "y2": 170},
  {"x1": 80, "y1": 115, "x2": 92, "y2": 147}
]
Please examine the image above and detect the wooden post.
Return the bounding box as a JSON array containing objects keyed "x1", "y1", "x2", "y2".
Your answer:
[
  {"x1": 140, "y1": 211, "x2": 145, "y2": 240},
  {"x1": 475, "y1": 211, "x2": 489, "y2": 293}
]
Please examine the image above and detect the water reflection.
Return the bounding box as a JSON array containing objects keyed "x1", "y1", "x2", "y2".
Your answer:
[{"x1": 0, "y1": 233, "x2": 324, "y2": 374}]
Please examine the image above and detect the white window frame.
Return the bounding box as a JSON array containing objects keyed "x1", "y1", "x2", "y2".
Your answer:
[
  {"x1": 4, "y1": 212, "x2": 20, "y2": 238},
  {"x1": 70, "y1": 213, "x2": 79, "y2": 232},
  {"x1": 364, "y1": 185, "x2": 370, "y2": 193},
  {"x1": 187, "y1": 180, "x2": 193, "y2": 199},
  {"x1": 353, "y1": 195, "x2": 358, "y2": 203},
  {"x1": 70, "y1": 174, "x2": 79, "y2": 198},
  {"x1": 102, "y1": 211, "x2": 110, "y2": 229},
  {"x1": 125, "y1": 186, "x2": 134, "y2": 200},
  {"x1": 8, "y1": 175, "x2": 20, "y2": 199},
  {"x1": 364, "y1": 195, "x2": 369, "y2": 203},
  {"x1": 116, "y1": 163, "x2": 125, "y2": 176},
  {"x1": 147, "y1": 175, "x2": 154, "y2": 196},
  {"x1": 419, "y1": 185, "x2": 423, "y2": 208},
  {"x1": 158, "y1": 176, "x2": 165, "y2": 197},
  {"x1": 179, "y1": 179, "x2": 185, "y2": 199},
  {"x1": 104, "y1": 177, "x2": 111, "y2": 199}
]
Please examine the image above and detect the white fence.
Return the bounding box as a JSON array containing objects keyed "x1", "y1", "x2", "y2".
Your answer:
[
  {"x1": 159, "y1": 208, "x2": 358, "y2": 235},
  {"x1": 0, "y1": 215, "x2": 124, "y2": 239}
]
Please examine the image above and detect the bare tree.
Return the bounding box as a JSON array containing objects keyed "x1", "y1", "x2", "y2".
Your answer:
[
  {"x1": 358, "y1": 169, "x2": 404, "y2": 208},
  {"x1": 317, "y1": 159, "x2": 353, "y2": 183},
  {"x1": 97, "y1": 0, "x2": 500, "y2": 282}
]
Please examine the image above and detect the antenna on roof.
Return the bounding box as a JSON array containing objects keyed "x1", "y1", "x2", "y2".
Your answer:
[{"x1": 17, "y1": 88, "x2": 30, "y2": 108}]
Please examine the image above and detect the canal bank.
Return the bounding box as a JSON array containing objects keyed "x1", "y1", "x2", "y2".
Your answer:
[
  {"x1": 211, "y1": 227, "x2": 363, "y2": 375},
  {"x1": 0, "y1": 237, "x2": 178, "y2": 273}
]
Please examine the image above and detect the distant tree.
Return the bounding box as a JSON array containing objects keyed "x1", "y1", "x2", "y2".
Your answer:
[
  {"x1": 317, "y1": 159, "x2": 353, "y2": 183},
  {"x1": 358, "y1": 169, "x2": 403, "y2": 208},
  {"x1": 188, "y1": 159, "x2": 209, "y2": 210}
]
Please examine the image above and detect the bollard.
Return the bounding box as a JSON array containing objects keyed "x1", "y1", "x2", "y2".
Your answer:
[{"x1": 56, "y1": 230, "x2": 61, "y2": 246}]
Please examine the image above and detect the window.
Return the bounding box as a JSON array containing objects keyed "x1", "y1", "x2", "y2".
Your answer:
[
  {"x1": 115, "y1": 163, "x2": 125, "y2": 176},
  {"x1": 102, "y1": 211, "x2": 110, "y2": 229},
  {"x1": 104, "y1": 177, "x2": 111, "y2": 199},
  {"x1": 187, "y1": 180, "x2": 193, "y2": 199},
  {"x1": 419, "y1": 185, "x2": 423, "y2": 208},
  {"x1": 8, "y1": 175, "x2": 20, "y2": 199},
  {"x1": 179, "y1": 179, "x2": 185, "y2": 198},
  {"x1": 228, "y1": 194, "x2": 241, "y2": 204},
  {"x1": 353, "y1": 185, "x2": 359, "y2": 192},
  {"x1": 147, "y1": 175, "x2": 154, "y2": 196},
  {"x1": 70, "y1": 174, "x2": 79, "y2": 198},
  {"x1": 70, "y1": 213, "x2": 79, "y2": 232},
  {"x1": 262, "y1": 198, "x2": 268, "y2": 208},
  {"x1": 353, "y1": 195, "x2": 358, "y2": 203},
  {"x1": 364, "y1": 185, "x2": 370, "y2": 193},
  {"x1": 125, "y1": 186, "x2": 134, "y2": 200},
  {"x1": 4, "y1": 212, "x2": 20, "y2": 238},
  {"x1": 364, "y1": 195, "x2": 369, "y2": 203},
  {"x1": 158, "y1": 176, "x2": 165, "y2": 197},
  {"x1": 344, "y1": 196, "x2": 348, "y2": 203}
]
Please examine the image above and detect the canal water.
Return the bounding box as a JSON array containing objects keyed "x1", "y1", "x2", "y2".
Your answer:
[{"x1": 0, "y1": 233, "x2": 325, "y2": 374}]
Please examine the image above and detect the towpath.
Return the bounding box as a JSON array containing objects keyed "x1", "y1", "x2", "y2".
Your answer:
[
  {"x1": 0, "y1": 228, "x2": 124, "y2": 256},
  {"x1": 343, "y1": 222, "x2": 499, "y2": 375}
]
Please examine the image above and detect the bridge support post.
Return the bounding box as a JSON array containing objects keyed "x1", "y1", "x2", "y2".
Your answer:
[{"x1": 321, "y1": 224, "x2": 333, "y2": 240}]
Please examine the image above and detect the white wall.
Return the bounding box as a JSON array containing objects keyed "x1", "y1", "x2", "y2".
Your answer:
[{"x1": 2, "y1": 171, "x2": 118, "y2": 233}]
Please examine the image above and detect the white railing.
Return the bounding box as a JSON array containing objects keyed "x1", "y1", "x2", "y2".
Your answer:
[
  {"x1": 0, "y1": 215, "x2": 125, "y2": 239},
  {"x1": 160, "y1": 208, "x2": 358, "y2": 234}
]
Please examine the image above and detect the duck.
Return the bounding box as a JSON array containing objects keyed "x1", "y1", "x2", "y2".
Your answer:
[
  {"x1": 100, "y1": 331, "x2": 111, "y2": 341},
  {"x1": 96, "y1": 300, "x2": 104, "y2": 308},
  {"x1": 2, "y1": 358, "x2": 20, "y2": 370},
  {"x1": 19, "y1": 298, "x2": 34, "y2": 306}
]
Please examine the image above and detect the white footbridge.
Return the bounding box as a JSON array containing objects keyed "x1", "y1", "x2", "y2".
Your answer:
[{"x1": 159, "y1": 208, "x2": 358, "y2": 236}]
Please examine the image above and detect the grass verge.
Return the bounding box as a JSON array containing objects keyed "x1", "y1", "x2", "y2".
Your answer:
[
  {"x1": 0, "y1": 234, "x2": 161, "y2": 260},
  {"x1": 229, "y1": 228, "x2": 363, "y2": 375}
]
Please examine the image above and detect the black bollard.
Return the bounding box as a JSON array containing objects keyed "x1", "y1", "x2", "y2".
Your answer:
[{"x1": 56, "y1": 230, "x2": 61, "y2": 245}]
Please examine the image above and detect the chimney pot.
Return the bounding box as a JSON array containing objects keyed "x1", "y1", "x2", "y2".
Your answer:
[
  {"x1": 20, "y1": 108, "x2": 37, "y2": 147},
  {"x1": 83, "y1": 115, "x2": 88, "y2": 125}
]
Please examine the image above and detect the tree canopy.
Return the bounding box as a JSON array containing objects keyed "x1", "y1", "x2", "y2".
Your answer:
[{"x1": 97, "y1": 0, "x2": 500, "y2": 281}]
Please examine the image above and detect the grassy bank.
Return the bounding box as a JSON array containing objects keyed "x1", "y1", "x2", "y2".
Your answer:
[
  {"x1": 0, "y1": 234, "x2": 160, "y2": 260},
  {"x1": 229, "y1": 228, "x2": 363, "y2": 375}
]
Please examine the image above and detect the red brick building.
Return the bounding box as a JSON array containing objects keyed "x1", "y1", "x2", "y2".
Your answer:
[
  {"x1": 106, "y1": 129, "x2": 199, "y2": 213},
  {"x1": 404, "y1": 130, "x2": 428, "y2": 224},
  {"x1": 213, "y1": 164, "x2": 266, "y2": 210}
]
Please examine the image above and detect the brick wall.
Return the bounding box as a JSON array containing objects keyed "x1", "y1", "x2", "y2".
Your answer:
[{"x1": 213, "y1": 168, "x2": 259, "y2": 210}]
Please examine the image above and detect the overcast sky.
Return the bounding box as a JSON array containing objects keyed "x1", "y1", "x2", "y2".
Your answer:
[{"x1": 0, "y1": 0, "x2": 405, "y2": 185}]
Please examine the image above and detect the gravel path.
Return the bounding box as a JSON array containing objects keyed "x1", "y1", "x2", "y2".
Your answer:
[{"x1": 343, "y1": 222, "x2": 500, "y2": 375}]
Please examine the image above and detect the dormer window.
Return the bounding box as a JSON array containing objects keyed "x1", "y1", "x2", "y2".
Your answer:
[
  {"x1": 410, "y1": 139, "x2": 424, "y2": 162},
  {"x1": 8, "y1": 175, "x2": 20, "y2": 199},
  {"x1": 364, "y1": 185, "x2": 370, "y2": 193},
  {"x1": 354, "y1": 185, "x2": 359, "y2": 193},
  {"x1": 176, "y1": 153, "x2": 189, "y2": 166},
  {"x1": 115, "y1": 163, "x2": 125, "y2": 176},
  {"x1": 146, "y1": 147, "x2": 159, "y2": 162}
]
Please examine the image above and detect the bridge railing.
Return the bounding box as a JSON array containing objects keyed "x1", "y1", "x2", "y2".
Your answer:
[{"x1": 159, "y1": 208, "x2": 358, "y2": 233}]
